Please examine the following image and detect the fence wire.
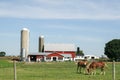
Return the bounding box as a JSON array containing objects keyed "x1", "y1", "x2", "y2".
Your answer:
[{"x1": 0, "y1": 60, "x2": 120, "y2": 80}]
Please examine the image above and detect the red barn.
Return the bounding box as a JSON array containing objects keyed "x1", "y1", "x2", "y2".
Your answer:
[
  {"x1": 28, "y1": 43, "x2": 76, "y2": 62},
  {"x1": 44, "y1": 43, "x2": 76, "y2": 61}
]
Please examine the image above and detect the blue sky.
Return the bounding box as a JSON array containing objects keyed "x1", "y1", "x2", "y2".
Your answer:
[{"x1": 0, "y1": 0, "x2": 120, "y2": 57}]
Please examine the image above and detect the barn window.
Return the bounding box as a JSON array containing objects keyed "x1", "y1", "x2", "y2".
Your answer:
[{"x1": 46, "y1": 57, "x2": 51, "y2": 60}]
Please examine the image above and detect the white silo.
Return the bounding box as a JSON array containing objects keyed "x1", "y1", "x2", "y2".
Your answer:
[
  {"x1": 38, "y1": 35, "x2": 44, "y2": 52},
  {"x1": 20, "y1": 28, "x2": 29, "y2": 61}
]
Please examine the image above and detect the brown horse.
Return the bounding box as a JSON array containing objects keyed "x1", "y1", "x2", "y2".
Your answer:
[
  {"x1": 77, "y1": 60, "x2": 89, "y2": 74},
  {"x1": 88, "y1": 61, "x2": 107, "y2": 75}
]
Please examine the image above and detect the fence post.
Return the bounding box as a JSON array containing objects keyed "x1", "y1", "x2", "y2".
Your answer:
[
  {"x1": 14, "y1": 60, "x2": 17, "y2": 80},
  {"x1": 112, "y1": 60, "x2": 115, "y2": 80}
]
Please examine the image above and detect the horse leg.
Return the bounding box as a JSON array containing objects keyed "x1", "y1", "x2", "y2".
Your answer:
[
  {"x1": 94, "y1": 70, "x2": 96, "y2": 75},
  {"x1": 77, "y1": 65, "x2": 79, "y2": 73},
  {"x1": 87, "y1": 68, "x2": 91, "y2": 75},
  {"x1": 92, "y1": 68, "x2": 96, "y2": 75},
  {"x1": 88, "y1": 68, "x2": 93, "y2": 75},
  {"x1": 103, "y1": 71, "x2": 105, "y2": 75},
  {"x1": 77, "y1": 65, "x2": 81, "y2": 73},
  {"x1": 91, "y1": 70, "x2": 94, "y2": 75},
  {"x1": 100, "y1": 68, "x2": 105, "y2": 75},
  {"x1": 103, "y1": 68, "x2": 105, "y2": 75},
  {"x1": 101, "y1": 71, "x2": 105, "y2": 75},
  {"x1": 84, "y1": 68, "x2": 87, "y2": 74},
  {"x1": 80, "y1": 66, "x2": 82, "y2": 73},
  {"x1": 85, "y1": 67, "x2": 90, "y2": 74}
]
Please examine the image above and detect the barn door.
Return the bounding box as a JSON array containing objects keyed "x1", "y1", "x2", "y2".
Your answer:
[{"x1": 53, "y1": 57, "x2": 57, "y2": 61}]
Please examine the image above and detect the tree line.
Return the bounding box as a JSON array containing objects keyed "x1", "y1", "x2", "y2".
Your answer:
[
  {"x1": 76, "y1": 39, "x2": 120, "y2": 62},
  {"x1": 104, "y1": 39, "x2": 120, "y2": 61},
  {"x1": 0, "y1": 51, "x2": 6, "y2": 57}
]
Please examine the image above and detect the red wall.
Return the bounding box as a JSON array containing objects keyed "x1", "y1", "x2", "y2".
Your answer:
[
  {"x1": 45, "y1": 51, "x2": 76, "y2": 58},
  {"x1": 46, "y1": 53, "x2": 63, "y2": 58}
]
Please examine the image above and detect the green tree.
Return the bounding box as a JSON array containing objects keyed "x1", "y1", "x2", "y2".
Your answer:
[
  {"x1": 104, "y1": 39, "x2": 120, "y2": 61},
  {"x1": 0, "y1": 51, "x2": 6, "y2": 57},
  {"x1": 76, "y1": 47, "x2": 84, "y2": 56}
]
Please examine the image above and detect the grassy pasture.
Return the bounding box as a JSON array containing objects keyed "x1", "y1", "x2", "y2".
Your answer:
[{"x1": 0, "y1": 59, "x2": 120, "y2": 80}]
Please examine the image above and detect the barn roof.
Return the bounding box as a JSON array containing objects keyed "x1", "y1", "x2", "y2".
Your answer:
[
  {"x1": 44, "y1": 43, "x2": 76, "y2": 52},
  {"x1": 28, "y1": 52, "x2": 72, "y2": 58},
  {"x1": 28, "y1": 52, "x2": 51, "y2": 56},
  {"x1": 60, "y1": 54, "x2": 72, "y2": 57}
]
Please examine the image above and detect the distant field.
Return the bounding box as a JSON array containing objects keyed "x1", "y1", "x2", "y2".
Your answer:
[{"x1": 0, "y1": 58, "x2": 120, "y2": 80}]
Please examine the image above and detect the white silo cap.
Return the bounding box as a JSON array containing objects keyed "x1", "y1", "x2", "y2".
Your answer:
[
  {"x1": 40, "y1": 35, "x2": 44, "y2": 38},
  {"x1": 22, "y1": 28, "x2": 29, "y2": 31}
]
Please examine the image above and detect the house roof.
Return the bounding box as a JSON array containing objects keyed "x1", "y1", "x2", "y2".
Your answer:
[
  {"x1": 28, "y1": 52, "x2": 51, "y2": 56},
  {"x1": 28, "y1": 52, "x2": 72, "y2": 58},
  {"x1": 44, "y1": 43, "x2": 76, "y2": 51}
]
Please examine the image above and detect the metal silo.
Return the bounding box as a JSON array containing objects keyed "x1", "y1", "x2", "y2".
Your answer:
[
  {"x1": 20, "y1": 28, "x2": 29, "y2": 61},
  {"x1": 39, "y1": 35, "x2": 44, "y2": 52}
]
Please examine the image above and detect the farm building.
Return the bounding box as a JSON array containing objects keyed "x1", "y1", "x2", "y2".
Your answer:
[
  {"x1": 28, "y1": 43, "x2": 76, "y2": 62},
  {"x1": 74, "y1": 54, "x2": 99, "y2": 61},
  {"x1": 20, "y1": 29, "x2": 100, "y2": 62},
  {"x1": 84, "y1": 55, "x2": 99, "y2": 60},
  {"x1": 27, "y1": 36, "x2": 76, "y2": 62}
]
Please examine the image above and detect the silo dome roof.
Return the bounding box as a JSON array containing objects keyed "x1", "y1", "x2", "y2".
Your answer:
[
  {"x1": 40, "y1": 35, "x2": 44, "y2": 38},
  {"x1": 22, "y1": 28, "x2": 29, "y2": 31}
]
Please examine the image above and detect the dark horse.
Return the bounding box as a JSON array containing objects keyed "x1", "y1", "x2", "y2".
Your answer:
[
  {"x1": 88, "y1": 61, "x2": 107, "y2": 75},
  {"x1": 77, "y1": 60, "x2": 89, "y2": 74}
]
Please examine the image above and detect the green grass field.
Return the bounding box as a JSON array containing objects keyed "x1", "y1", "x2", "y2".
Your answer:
[{"x1": 0, "y1": 58, "x2": 120, "y2": 80}]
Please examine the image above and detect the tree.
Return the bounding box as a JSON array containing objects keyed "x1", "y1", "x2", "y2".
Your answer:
[
  {"x1": 104, "y1": 39, "x2": 120, "y2": 61},
  {"x1": 76, "y1": 47, "x2": 84, "y2": 56},
  {"x1": 0, "y1": 51, "x2": 6, "y2": 57}
]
